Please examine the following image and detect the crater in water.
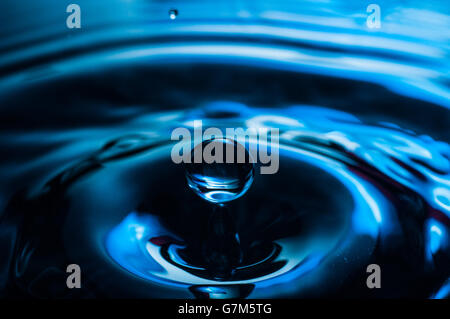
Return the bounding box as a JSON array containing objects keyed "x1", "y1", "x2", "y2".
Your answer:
[{"x1": 0, "y1": 3, "x2": 449, "y2": 298}]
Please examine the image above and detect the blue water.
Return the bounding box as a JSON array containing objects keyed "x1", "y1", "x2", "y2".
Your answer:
[{"x1": 0, "y1": 0, "x2": 448, "y2": 298}]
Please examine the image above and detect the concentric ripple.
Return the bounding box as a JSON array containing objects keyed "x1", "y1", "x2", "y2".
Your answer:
[{"x1": 0, "y1": 0, "x2": 448, "y2": 299}]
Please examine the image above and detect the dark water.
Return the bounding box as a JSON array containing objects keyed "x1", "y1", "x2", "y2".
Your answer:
[{"x1": 0, "y1": 0, "x2": 449, "y2": 299}]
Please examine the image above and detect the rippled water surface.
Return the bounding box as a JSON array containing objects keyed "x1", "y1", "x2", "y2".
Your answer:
[{"x1": 0, "y1": 0, "x2": 449, "y2": 298}]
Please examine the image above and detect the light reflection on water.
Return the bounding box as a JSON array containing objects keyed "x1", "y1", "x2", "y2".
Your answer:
[{"x1": 0, "y1": 0, "x2": 448, "y2": 299}]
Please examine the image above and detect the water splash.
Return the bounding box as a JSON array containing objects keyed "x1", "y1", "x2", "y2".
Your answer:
[{"x1": 0, "y1": 0, "x2": 448, "y2": 299}]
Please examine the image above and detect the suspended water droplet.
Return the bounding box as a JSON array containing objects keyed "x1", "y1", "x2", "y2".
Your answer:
[
  {"x1": 185, "y1": 138, "x2": 254, "y2": 204},
  {"x1": 169, "y1": 9, "x2": 178, "y2": 20}
]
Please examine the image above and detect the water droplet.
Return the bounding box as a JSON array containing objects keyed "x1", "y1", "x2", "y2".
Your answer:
[
  {"x1": 185, "y1": 138, "x2": 254, "y2": 204},
  {"x1": 169, "y1": 9, "x2": 178, "y2": 20}
]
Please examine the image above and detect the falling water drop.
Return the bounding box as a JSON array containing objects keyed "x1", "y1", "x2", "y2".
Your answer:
[
  {"x1": 169, "y1": 9, "x2": 178, "y2": 20},
  {"x1": 185, "y1": 138, "x2": 255, "y2": 204}
]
